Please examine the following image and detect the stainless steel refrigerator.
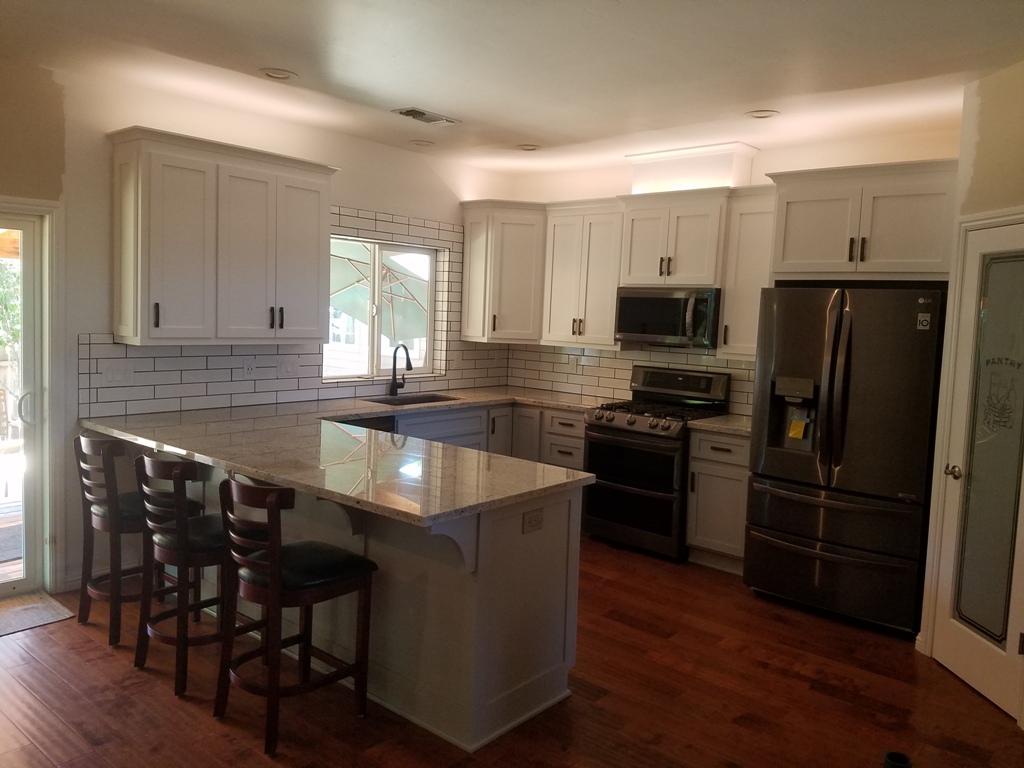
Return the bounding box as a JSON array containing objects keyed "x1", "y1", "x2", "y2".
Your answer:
[{"x1": 744, "y1": 285, "x2": 945, "y2": 633}]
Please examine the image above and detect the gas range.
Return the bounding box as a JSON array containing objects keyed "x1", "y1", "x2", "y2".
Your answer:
[{"x1": 583, "y1": 366, "x2": 730, "y2": 440}]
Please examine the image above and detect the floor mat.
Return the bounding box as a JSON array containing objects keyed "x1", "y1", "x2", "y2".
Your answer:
[{"x1": 0, "y1": 591, "x2": 74, "y2": 637}]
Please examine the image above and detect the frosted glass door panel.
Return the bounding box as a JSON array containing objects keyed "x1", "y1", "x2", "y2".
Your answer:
[{"x1": 956, "y1": 252, "x2": 1024, "y2": 645}]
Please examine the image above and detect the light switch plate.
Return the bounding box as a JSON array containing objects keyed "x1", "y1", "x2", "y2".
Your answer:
[{"x1": 99, "y1": 358, "x2": 135, "y2": 385}]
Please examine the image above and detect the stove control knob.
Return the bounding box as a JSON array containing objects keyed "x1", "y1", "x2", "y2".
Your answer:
[
  {"x1": 594, "y1": 410, "x2": 605, "y2": 421},
  {"x1": 648, "y1": 418, "x2": 659, "y2": 429},
  {"x1": 660, "y1": 421, "x2": 673, "y2": 431},
  {"x1": 605, "y1": 413, "x2": 615, "y2": 422},
  {"x1": 626, "y1": 415, "x2": 636, "y2": 426}
]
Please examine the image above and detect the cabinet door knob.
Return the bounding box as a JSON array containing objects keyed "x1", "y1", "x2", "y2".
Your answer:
[{"x1": 943, "y1": 463, "x2": 963, "y2": 480}]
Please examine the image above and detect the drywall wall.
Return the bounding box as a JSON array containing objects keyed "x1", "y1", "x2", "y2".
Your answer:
[
  {"x1": 0, "y1": 64, "x2": 65, "y2": 201},
  {"x1": 959, "y1": 58, "x2": 1024, "y2": 216}
]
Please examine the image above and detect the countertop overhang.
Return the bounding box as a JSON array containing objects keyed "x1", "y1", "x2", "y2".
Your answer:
[{"x1": 80, "y1": 389, "x2": 595, "y2": 527}]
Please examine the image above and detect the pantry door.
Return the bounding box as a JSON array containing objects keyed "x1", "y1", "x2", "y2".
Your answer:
[
  {"x1": 933, "y1": 220, "x2": 1024, "y2": 725},
  {"x1": 0, "y1": 214, "x2": 42, "y2": 592}
]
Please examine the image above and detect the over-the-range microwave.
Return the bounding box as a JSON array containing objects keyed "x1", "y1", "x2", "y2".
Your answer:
[{"x1": 614, "y1": 287, "x2": 721, "y2": 349}]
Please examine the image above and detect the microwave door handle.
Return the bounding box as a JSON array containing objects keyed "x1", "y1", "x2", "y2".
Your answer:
[{"x1": 685, "y1": 295, "x2": 695, "y2": 341}]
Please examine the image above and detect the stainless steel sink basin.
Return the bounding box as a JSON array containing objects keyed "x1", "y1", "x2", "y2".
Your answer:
[{"x1": 362, "y1": 393, "x2": 460, "y2": 406}]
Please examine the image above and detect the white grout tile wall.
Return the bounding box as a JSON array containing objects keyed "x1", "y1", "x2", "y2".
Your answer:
[
  {"x1": 78, "y1": 205, "x2": 509, "y2": 418},
  {"x1": 78, "y1": 203, "x2": 755, "y2": 418},
  {"x1": 506, "y1": 344, "x2": 756, "y2": 414}
]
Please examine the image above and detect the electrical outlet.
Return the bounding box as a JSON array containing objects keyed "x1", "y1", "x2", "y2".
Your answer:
[
  {"x1": 100, "y1": 358, "x2": 135, "y2": 385},
  {"x1": 277, "y1": 355, "x2": 300, "y2": 376},
  {"x1": 522, "y1": 509, "x2": 544, "y2": 534},
  {"x1": 567, "y1": 355, "x2": 580, "y2": 375},
  {"x1": 242, "y1": 356, "x2": 258, "y2": 380}
]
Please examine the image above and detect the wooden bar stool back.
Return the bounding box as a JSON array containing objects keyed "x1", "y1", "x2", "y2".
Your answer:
[
  {"x1": 134, "y1": 453, "x2": 226, "y2": 697},
  {"x1": 214, "y1": 477, "x2": 377, "y2": 755},
  {"x1": 74, "y1": 431, "x2": 147, "y2": 646}
]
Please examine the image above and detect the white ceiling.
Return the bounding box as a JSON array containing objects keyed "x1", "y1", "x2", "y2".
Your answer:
[{"x1": 5, "y1": 0, "x2": 1024, "y2": 172}]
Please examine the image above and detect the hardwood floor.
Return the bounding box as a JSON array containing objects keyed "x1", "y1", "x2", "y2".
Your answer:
[{"x1": 1, "y1": 536, "x2": 1022, "y2": 767}]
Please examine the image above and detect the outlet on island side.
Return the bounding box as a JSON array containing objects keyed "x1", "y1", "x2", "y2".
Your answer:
[{"x1": 522, "y1": 509, "x2": 544, "y2": 534}]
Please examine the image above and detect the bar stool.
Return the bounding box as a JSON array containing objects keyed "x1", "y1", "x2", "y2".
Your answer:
[
  {"x1": 134, "y1": 453, "x2": 226, "y2": 697},
  {"x1": 214, "y1": 477, "x2": 377, "y2": 755},
  {"x1": 74, "y1": 431, "x2": 148, "y2": 646}
]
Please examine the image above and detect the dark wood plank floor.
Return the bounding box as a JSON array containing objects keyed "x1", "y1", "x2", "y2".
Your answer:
[{"x1": 1, "y1": 536, "x2": 1022, "y2": 767}]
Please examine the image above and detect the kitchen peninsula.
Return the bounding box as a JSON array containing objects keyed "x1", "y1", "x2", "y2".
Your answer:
[{"x1": 81, "y1": 399, "x2": 594, "y2": 752}]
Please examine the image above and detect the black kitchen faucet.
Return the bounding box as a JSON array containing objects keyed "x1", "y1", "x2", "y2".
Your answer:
[{"x1": 388, "y1": 343, "x2": 412, "y2": 396}]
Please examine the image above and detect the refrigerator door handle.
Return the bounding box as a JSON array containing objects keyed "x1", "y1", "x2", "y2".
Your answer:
[
  {"x1": 831, "y1": 301, "x2": 852, "y2": 474},
  {"x1": 817, "y1": 290, "x2": 842, "y2": 476},
  {"x1": 747, "y1": 529, "x2": 906, "y2": 571},
  {"x1": 750, "y1": 480, "x2": 916, "y2": 515}
]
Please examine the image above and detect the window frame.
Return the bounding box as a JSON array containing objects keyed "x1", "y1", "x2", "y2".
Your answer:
[{"x1": 323, "y1": 235, "x2": 437, "y2": 382}]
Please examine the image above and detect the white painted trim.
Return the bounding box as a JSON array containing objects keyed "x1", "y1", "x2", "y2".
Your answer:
[
  {"x1": 0, "y1": 196, "x2": 65, "y2": 594},
  {"x1": 919, "y1": 206, "x2": 1024, "y2": 657}
]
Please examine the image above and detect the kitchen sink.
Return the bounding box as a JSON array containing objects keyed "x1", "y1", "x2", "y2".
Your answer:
[{"x1": 362, "y1": 393, "x2": 461, "y2": 406}]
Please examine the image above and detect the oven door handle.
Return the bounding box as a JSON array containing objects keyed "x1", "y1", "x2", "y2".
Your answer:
[
  {"x1": 585, "y1": 429, "x2": 683, "y2": 455},
  {"x1": 593, "y1": 478, "x2": 678, "y2": 501}
]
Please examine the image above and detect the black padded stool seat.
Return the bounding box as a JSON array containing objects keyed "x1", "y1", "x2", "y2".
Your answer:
[
  {"x1": 214, "y1": 477, "x2": 377, "y2": 755},
  {"x1": 134, "y1": 453, "x2": 227, "y2": 697}
]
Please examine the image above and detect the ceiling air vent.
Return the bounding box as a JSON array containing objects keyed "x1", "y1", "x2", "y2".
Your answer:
[{"x1": 391, "y1": 107, "x2": 460, "y2": 126}]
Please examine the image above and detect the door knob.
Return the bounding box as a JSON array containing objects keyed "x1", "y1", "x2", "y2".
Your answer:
[{"x1": 943, "y1": 463, "x2": 963, "y2": 480}]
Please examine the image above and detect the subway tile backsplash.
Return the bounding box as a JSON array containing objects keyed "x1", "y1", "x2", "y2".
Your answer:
[{"x1": 78, "y1": 204, "x2": 755, "y2": 419}]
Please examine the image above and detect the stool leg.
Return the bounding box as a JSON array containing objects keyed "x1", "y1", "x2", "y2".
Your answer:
[
  {"x1": 355, "y1": 578, "x2": 372, "y2": 717},
  {"x1": 78, "y1": 520, "x2": 95, "y2": 624},
  {"x1": 174, "y1": 562, "x2": 190, "y2": 696},
  {"x1": 298, "y1": 605, "x2": 313, "y2": 684},
  {"x1": 108, "y1": 530, "x2": 123, "y2": 646},
  {"x1": 134, "y1": 530, "x2": 155, "y2": 669},
  {"x1": 192, "y1": 566, "x2": 203, "y2": 623},
  {"x1": 213, "y1": 562, "x2": 238, "y2": 719},
  {"x1": 264, "y1": 597, "x2": 283, "y2": 755}
]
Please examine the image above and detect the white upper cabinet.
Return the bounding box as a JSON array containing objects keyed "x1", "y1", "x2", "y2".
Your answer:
[
  {"x1": 716, "y1": 188, "x2": 775, "y2": 360},
  {"x1": 542, "y1": 203, "x2": 622, "y2": 348},
  {"x1": 217, "y1": 167, "x2": 330, "y2": 340},
  {"x1": 110, "y1": 127, "x2": 333, "y2": 345},
  {"x1": 769, "y1": 160, "x2": 957, "y2": 277},
  {"x1": 618, "y1": 189, "x2": 728, "y2": 286},
  {"x1": 461, "y1": 201, "x2": 546, "y2": 343}
]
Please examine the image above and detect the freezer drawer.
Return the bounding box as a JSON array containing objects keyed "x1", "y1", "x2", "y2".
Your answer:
[
  {"x1": 746, "y1": 477, "x2": 924, "y2": 559},
  {"x1": 743, "y1": 526, "x2": 921, "y2": 633}
]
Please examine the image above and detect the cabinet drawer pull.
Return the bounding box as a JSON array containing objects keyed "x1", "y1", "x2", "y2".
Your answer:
[
  {"x1": 154, "y1": 302, "x2": 160, "y2": 328},
  {"x1": 557, "y1": 421, "x2": 575, "y2": 428},
  {"x1": 848, "y1": 237, "x2": 856, "y2": 262},
  {"x1": 709, "y1": 445, "x2": 733, "y2": 453},
  {"x1": 270, "y1": 306, "x2": 276, "y2": 329},
  {"x1": 859, "y1": 236, "x2": 867, "y2": 262},
  {"x1": 556, "y1": 449, "x2": 574, "y2": 456},
  {"x1": 659, "y1": 256, "x2": 664, "y2": 276}
]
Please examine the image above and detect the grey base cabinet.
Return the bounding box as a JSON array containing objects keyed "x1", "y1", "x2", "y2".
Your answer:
[{"x1": 687, "y1": 431, "x2": 750, "y2": 573}]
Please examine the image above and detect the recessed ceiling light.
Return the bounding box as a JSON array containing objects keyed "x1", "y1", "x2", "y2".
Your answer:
[
  {"x1": 516, "y1": 144, "x2": 541, "y2": 151},
  {"x1": 409, "y1": 140, "x2": 436, "y2": 148},
  {"x1": 744, "y1": 109, "x2": 780, "y2": 119},
  {"x1": 258, "y1": 67, "x2": 298, "y2": 82}
]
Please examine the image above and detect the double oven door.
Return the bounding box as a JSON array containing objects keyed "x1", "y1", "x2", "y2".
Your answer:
[{"x1": 583, "y1": 426, "x2": 687, "y2": 559}]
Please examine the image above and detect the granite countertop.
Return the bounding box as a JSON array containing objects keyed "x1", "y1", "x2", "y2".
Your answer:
[
  {"x1": 687, "y1": 414, "x2": 752, "y2": 437},
  {"x1": 80, "y1": 391, "x2": 594, "y2": 527}
]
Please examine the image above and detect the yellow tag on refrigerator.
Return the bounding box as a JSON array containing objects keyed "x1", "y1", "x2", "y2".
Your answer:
[{"x1": 788, "y1": 419, "x2": 807, "y2": 439}]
